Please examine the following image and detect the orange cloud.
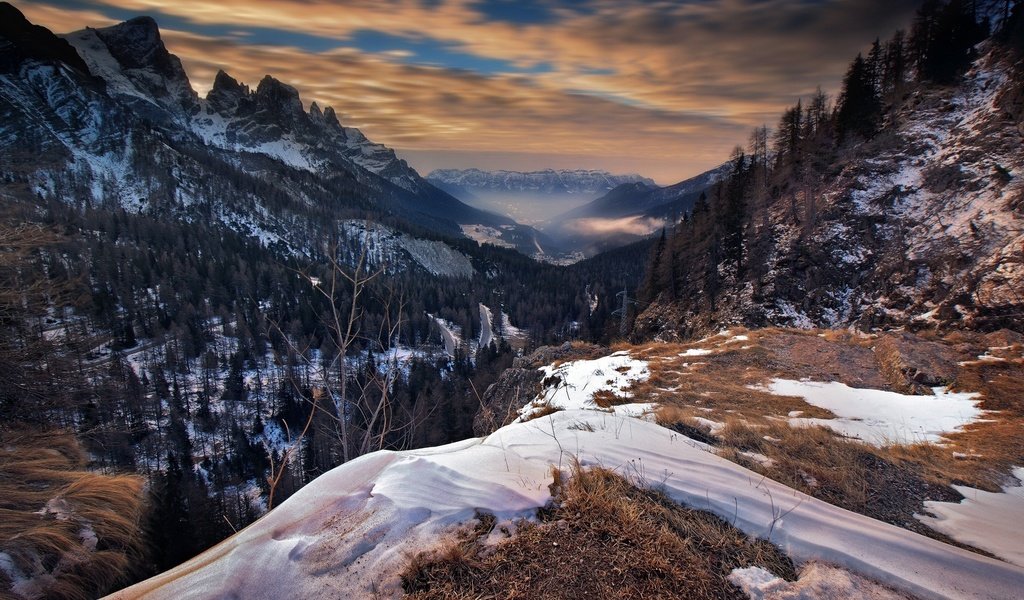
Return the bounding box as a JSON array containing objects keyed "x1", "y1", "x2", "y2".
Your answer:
[{"x1": 20, "y1": 1, "x2": 920, "y2": 183}]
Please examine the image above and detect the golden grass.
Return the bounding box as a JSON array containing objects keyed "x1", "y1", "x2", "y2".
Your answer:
[
  {"x1": 629, "y1": 328, "x2": 1024, "y2": 545},
  {"x1": 520, "y1": 404, "x2": 562, "y2": 422},
  {"x1": 402, "y1": 461, "x2": 796, "y2": 599},
  {"x1": 0, "y1": 429, "x2": 147, "y2": 600}
]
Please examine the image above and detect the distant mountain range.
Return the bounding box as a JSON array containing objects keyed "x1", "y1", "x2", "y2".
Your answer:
[
  {"x1": 427, "y1": 168, "x2": 654, "y2": 196},
  {"x1": 551, "y1": 162, "x2": 732, "y2": 223},
  {"x1": 536, "y1": 162, "x2": 732, "y2": 256}
]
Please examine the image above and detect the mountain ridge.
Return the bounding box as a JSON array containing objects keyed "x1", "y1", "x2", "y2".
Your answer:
[{"x1": 427, "y1": 167, "x2": 655, "y2": 195}]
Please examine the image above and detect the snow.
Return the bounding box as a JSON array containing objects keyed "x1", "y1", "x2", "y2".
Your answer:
[
  {"x1": 478, "y1": 303, "x2": 494, "y2": 349},
  {"x1": 680, "y1": 348, "x2": 714, "y2": 357},
  {"x1": 63, "y1": 29, "x2": 161, "y2": 107},
  {"x1": 729, "y1": 563, "x2": 910, "y2": 599},
  {"x1": 341, "y1": 220, "x2": 474, "y2": 278},
  {"x1": 691, "y1": 416, "x2": 725, "y2": 434},
  {"x1": 763, "y1": 379, "x2": 984, "y2": 446},
  {"x1": 427, "y1": 313, "x2": 462, "y2": 356},
  {"x1": 459, "y1": 224, "x2": 516, "y2": 249},
  {"x1": 398, "y1": 236, "x2": 474, "y2": 278},
  {"x1": 917, "y1": 467, "x2": 1024, "y2": 567},
  {"x1": 110, "y1": 407, "x2": 1024, "y2": 600},
  {"x1": 499, "y1": 310, "x2": 528, "y2": 347},
  {"x1": 517, "y1": 352, "x2": 651, "y2": 420}
]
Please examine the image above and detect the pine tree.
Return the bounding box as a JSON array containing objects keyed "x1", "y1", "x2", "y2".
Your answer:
[{"x1": 835, "y1": 54, "x2": 881, "y2": 142}]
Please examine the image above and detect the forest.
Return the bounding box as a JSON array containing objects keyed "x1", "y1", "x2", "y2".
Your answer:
[{"x1": 636, "y1": 0, "x2": 1020, "y2": 336}]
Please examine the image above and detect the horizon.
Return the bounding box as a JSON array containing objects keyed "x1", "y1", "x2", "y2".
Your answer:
[{"x1": 23, "y1": 0, "x2": 921, "y2": 184}]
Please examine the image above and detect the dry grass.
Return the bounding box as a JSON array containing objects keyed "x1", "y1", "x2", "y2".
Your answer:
[
  {"x1": 520, "y1": 404, "x2": 562, "y2": 422},
  {"x1": 402, "y1": 461, "x2": 795, "y2": 599},
  {"x1": 633, "y1": 328, "x2": 1024, "y2": 547},
  {"x1": 0, "y1": 429, "x2": 147, "y2": 600}
]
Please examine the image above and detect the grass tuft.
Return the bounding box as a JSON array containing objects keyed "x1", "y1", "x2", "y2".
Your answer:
[
  {"x1": 402, "y1": 461, "x2": 796, "y2": 599},
  {"x1": 0, "y1": 428, "x2": 147, "y2": 600}
]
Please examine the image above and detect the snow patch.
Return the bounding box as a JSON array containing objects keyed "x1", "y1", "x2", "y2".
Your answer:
[
  {"x1": 763, "y1": 379, "x2": 983, "y2": 446},
  {"x1": 518, "y1": 352, "x2": 650, "y2": 420},
  {"x1": 917, "y1": 467, "x2": 1024, "y2": 567},
  {"x1": 729, "y1": 562, "x2": 910, "y2": 600}
]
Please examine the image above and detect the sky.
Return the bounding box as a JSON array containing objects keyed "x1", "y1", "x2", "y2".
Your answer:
[{"x1": 22, "y1": 0, "x2": 923, "y2": 184}]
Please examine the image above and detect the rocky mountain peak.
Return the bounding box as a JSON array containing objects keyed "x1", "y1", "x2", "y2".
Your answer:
[
  {"x1": 0, "y1": 2, "x2": 89, "y2": 73},
  {"x1": 254, "y1": 75, "x2": 304, "y2": 117},
  {"x1": 309, "y1": 101, "x2": 324, "y2": 122},
  {"x1": 322, "y1": 105, "x2": 342, "y2": 129},
  {"x1": 95, "y1": 17, "x2": 173, "y2": 73},
  {"x1": 78, "y1": 15, "x2": 197, "y2": 114}
]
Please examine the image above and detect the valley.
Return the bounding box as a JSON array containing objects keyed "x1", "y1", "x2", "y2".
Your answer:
[{"x1": 1, "y1": 1, "x2": 1023, "y2": 599}]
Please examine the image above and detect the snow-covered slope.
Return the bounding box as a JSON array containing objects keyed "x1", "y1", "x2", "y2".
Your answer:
[
  {"x1": 340, "y1": 220, "x2": 475, "y2": 278},
  {"x1": 110, "y1": 408, "x2": 1024, "y2": 600},
  {"x1": 635, "y1": 42, "x2": 1024, "y2": 337}
]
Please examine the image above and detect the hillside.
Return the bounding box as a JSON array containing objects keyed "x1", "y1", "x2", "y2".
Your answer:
[
  {"x1": 540, "y1": 162, "x2": 731, "y2": 257},
  {"x1": 634, "y1": 17, "x2": 1024, "y2": 338},
  {"x1": 4, "y1": 2, "x2": 1024, "y2": 600},
  {"x1": 111, "y1": 328, "x2": 1024, "y2": 599}
]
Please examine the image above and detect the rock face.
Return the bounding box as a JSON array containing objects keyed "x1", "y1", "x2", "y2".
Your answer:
[
  {"x1": 472, "y1": 367, "x2": 543, "y2": 435},
  {"x1": 0, "y1": 2, "x2": 90, "y2": 73},
  {"x1": 473, "y1": 342, "x2": 605, "y2": 435}
]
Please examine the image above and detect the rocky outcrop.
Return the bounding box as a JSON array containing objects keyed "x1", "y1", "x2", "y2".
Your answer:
[{"x1": 473, "y1": 342, "x2": 605, "y2": 435}]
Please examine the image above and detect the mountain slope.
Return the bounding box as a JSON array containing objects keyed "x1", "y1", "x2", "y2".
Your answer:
[
  {"x1": 537, "y1": 163, "x2": 731, "y2": 257},
  {"x1": 0, "y1": 7, "x2": 561, "y2": 260},
  {"x1": 551, "y1": 162, "x2": 731, "y2": 223},
  {"x1": 109, "y1": 346, "x2": 1024, "y2": 600},
  {"x1": 635, "y1": 39, "x2": 1024, "y2": 338}
]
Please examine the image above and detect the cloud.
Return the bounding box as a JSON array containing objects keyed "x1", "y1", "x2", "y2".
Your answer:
[
  {"x1": 563, "y1": 216, "x2": 666, "y2": 237},
  {"x1": 21, "y1": 1, "x2": 923, "y2": 183}
]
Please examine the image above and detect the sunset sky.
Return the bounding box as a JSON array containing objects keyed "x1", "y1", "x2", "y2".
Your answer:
[{"x1": 23, "y1": 0, "x2": 922, "y2": 183}]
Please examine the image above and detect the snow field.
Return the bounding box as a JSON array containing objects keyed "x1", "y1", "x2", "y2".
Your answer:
[
  {"x1": 917, "y1": 467, "x2": 1024, "y2": 568},
  {"x1": 110, "y1": 408, "x2": 1024, "y2": 600}
]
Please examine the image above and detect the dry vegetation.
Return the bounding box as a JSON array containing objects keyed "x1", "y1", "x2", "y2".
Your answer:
[
  {"x1": 0, "y1": 429, "x2": 147, "y2": 600},
  {"x1": 620, "y1": 328, "x2": 1024, "y2": 540},
  {"x1": 402, "y1": 462, "x2": 796, "y2": 600}
]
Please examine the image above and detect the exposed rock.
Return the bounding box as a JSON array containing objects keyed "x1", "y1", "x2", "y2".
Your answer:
[
  {"x1": 873, "y1": 333, "x2": 962, "y2": 393},
  {"x1": 474, "y1": 342, "x2": 604, "y2": 435},
  {"x1": 472, "y1": 367, "x2": 542, "y2": 436}
]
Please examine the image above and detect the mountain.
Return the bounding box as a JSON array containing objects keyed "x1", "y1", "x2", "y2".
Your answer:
[
  {"x1": 0, "y1": 7, "x2": 651, "y2": 595},
  {"x1": 551, "y1": 162, "x2": 731, "y2": 223},
  {"x1": 538, "y1": 162, "x2": 731, "y2": 256},
  {"x1": 427, "y1": 168, "x2": 654, "y2": 195},
  {"x1": 634, "y1": 36, "x2": 1024, "y2": 338},
  {"x1": 0, "y1": 8, "x2": 558, "y2": 259}
]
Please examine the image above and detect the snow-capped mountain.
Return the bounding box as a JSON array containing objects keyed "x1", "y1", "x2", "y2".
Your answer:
[
  {"x1": 0, "y1": 7, "x2": 564, "y2": 263},
  {"x1": 427, "y1": 168, "x2": 655, "y2": 195}
]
